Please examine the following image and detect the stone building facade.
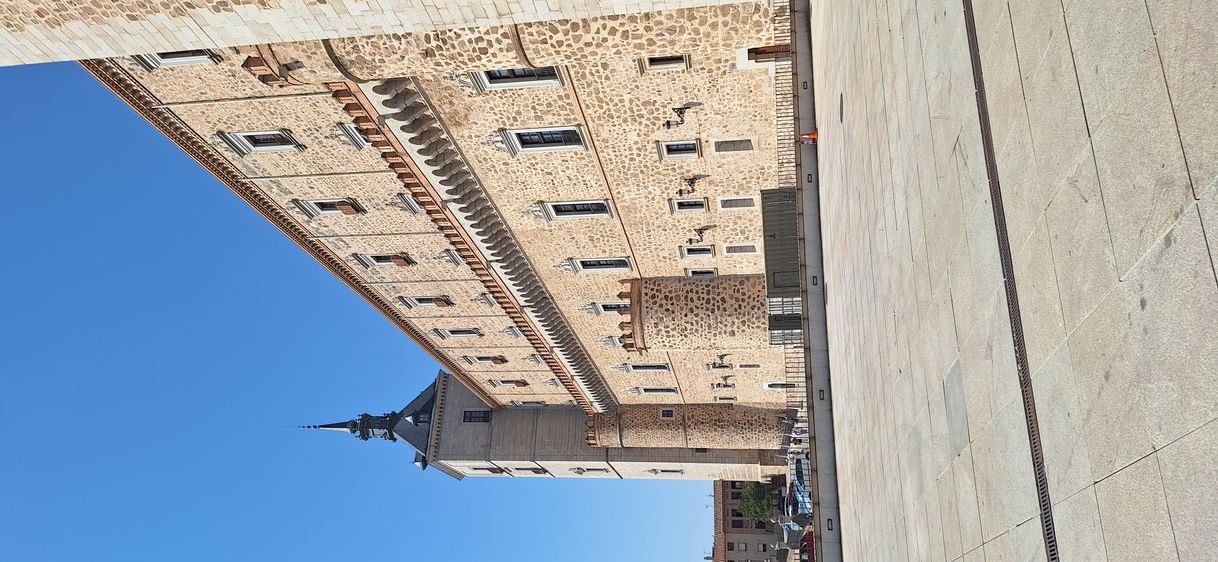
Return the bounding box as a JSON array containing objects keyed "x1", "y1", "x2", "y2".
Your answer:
[
  {"x1": 712, "y1": 480, "x2": 783, "y2": 562},
  {"x1": 70, "y1": 0, "x2": 797, "y2": 478}
]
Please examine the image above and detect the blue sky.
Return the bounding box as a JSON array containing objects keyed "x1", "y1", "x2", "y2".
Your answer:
[{"x1": 0, "y1": 62, "x2": 711, "y2": 561}]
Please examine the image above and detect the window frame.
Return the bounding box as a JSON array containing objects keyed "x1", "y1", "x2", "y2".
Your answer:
[
  {"x1": 398, "y1": 193, "x2": 424, "y2": 214},
  {"x1": 657, "y1": 140, "x2": 702, "y2": 160},
  {"x1": 433, "y1": 327, "x2": 484, "y2": 339},
  {"x1": 338, "y1": 122, "x2": 372, "y2": 149},
  {"x1": 472, "y1": 67, "x2": 563, "y2": 91},
  {"x1": 680, "y1": 245, "x2": 715, "y2": 258},
  {"x1": 712, "y1": 138, "x2": 756, "y2": 154},
  {"x1": 718, "y1": 196, "x2": 759, "y2": 210},
  {"x1": 593, "y1": 302, "x2": 631, "y2": 315},
  {"x1": 356, "y1": 253, "x2": 415, "y2": 268},
  {"x1": 636, "y1": 387, "x2": 679, "y2": 395},
  {"x1": 572, "y1": 257, "x2": 633, "y2": 273},
  {"x1": 294, "y1": 198, "x2": 364, "y2": 218},
  {"x1": 685, "y1": 268, "x2": 718, "y2": 279},
  {"x1": 218, "y1": 129, "x2": 304, "y2": 156},
  {"x1": 400, "y1": 295, "x2": 453, "y2": 309},
  {"x1": 132, "y1": 50, "x2": 220, "y2": 70},
  {"x1": 624, "y1": 363, "x2": 671, "y2": 373},
  {"x1": 715, "y1": 396, "x2": 738, "y2": 402},
  {"x1": 669, "y1": 198, "x2": 709, "y2": 214},
  {"x1": 640, "y1": 54, "x2": 691, "y2": 73},
  {"x1": 724, "y1": 243, "x2": 760, "y2": 255},
  {"x1": 660, "y1": 408, "x2": 676, "y2": 419},
  {"x1": 502, "y1": 126, "x2": 587, "y2": 155},
  {"x1": 462, "y1": 410, "x2": 491, "y2": 423},
  {"x1": 542, "y1": 200, "x2": 613, "y2": 220}
]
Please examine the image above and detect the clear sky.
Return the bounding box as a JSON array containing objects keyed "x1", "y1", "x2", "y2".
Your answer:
[{"x1": 0, "y1": 62, "x2": 711, "y2": 562}]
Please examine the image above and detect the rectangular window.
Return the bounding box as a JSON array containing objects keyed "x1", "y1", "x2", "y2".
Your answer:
[
  {"x1": 543, "y1": 200, "x2": 612, "y2": 219},
  {"x1": 463, "y1": 410, "x2": 491, "y2": 423},
  {"x1": 606, "y1": 335, "x2": 624, "y2": 347},
  {"x1": 709, "y1": 363, "x2": 734, "y2": 372},
  {"x1": 470, "y1": 466, "x2": 505, "y2": 473},
  {"x1": 625, "y1": 363, "x2": 671, "y2": 372},
  {"x1": 660, "y1": 408, "x2": 675, "y2": 419},
  {"x1": 738, "y1": 543, "x2": 748, "y2": 552},
  {"x1": 731, "y1": 482, "x2": 744, "y2": 489},
  {"x1": 132, "y1": 50, "x2": 218, "y2": 70},
  {"x1": 400, "y1": 295, "x2": 452, "y2": 308},
  {"x1": 719, "y1": 197, "x2": 758, "y2": 210},
  {"x1": 474, "y1": 66, "x2": 561, "y2": 90},
  {"x1": 219, "y1": 129, "x2": 304, "y2": 156},
  {"x1": 503, "y1": 326, "x2": 524, "y2": 338},
  {"x1": 738, "y1": 363, "x2": 763, "y2": 369},
  {"x1": 487, "y1": 379, "x2": 528, "y2": 387},
  {"x1": 503, "y1": 127, "x2": 586, "y2": 154},
  {"x1": 572, "y1": 467, "x2": 610, "y2": 474},
  {"x1": 669, "y1": 198, "x2": 708, "y2": 213},
  {"x1": 731, "y1": 509, "x2": 744, "y2": 518},
  {"x1": 715, "y1": 396, "x2": 738, "y2": 402},
  {"x1": 467, "y1": 356, "x2": 510, "y2": 366},
  {"x1": 758, "y1": 545, "x2": 768, "y2": 552},
  {"x1": 712, "y1": 382, "x2": 736, "y2": 389},
  {"x1": 295, "y1": 198, "x2": 363, "y2": 218},
  {"x1": 594, "y1": 302, "x2": 631, "y2": 315},
  {"x1": 730, "y1": 491, "x2": 743, "y2": 500},
  {"x1": 658, "y1": 140, "x2": 700, "y2": 160},
  {"x1": 338, "y1": 122, "x2": 371, "y2": 149},
  {"x1": 639, "y1": 387, "x2": 678, "y2": 394},
  {"x1": 434, "y1": 327, "x2": 483, "y2": 339},
  {"x1": 398, "y1": 193, "x2": 424, "y2": 214},
  {"x1": 713, "y1": 139, "x2": 755, "y2": 153},
  {"x1": 725, "y1": 244, "x2": 759, "y2": 254},
  {"x1": 511, "y1": 400, "x2": 548, "y2": 407},
  {"x1": 573, "y1": 257, "x2": 632, "y2": 272},
  {"x1": 686, "y1": 268, "x2": 718, "y2": 279},
  {"x1": 443, "y1": 249, "x2": 465, "y2": 265},
  {"x1": 356, "y1": 253, "x2": 415, "y2": 268},
  {"x1": 642, "y1": 54, "x2": 690, "y2": 72},
  {"x1": 727, "y1": 543, "x2": 735, "y2": 552},
  {"x1": 731, "y1": 520, "x2": 745, "y2": 529},
  {"x1": 680, "y1": 245, "x2": 714, "y2": 258}
]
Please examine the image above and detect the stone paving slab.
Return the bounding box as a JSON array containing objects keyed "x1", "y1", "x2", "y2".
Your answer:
[{"x1": 810, "y1": 0, "x2": 1217, "y2": 559}]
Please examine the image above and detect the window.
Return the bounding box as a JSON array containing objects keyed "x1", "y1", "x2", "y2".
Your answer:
[
  {"x1": 606, "y1": 335, "x2": 624, "y2": 347},
  {"x1": 295, "y1": 198, "x2": 363, "y2": 218},
  {"x1": 727, "y1": 543, "x2": 735, "y2": 552},
  {"x1": 132, "y1": 50, "x2": 218, "y2": 70},
  {"x1": 670, "y1": 198, "x2": 708, "y2": 213},
  {"x1": 634, "y1": 387, "x2": 678, "y2": 394},
  {"x1": 219, "y1": 130, "x2": 303, "y2": 155},
  {"x1": 660, "y1": 408, "x2": 675, "y2": 419},
  {"x1": 731, "y1": 481, "x2": 744, "y2": 489},
  {"x1": 543, "y1": 200, "x2": 612, "y2": 219},
  {"x1": 725, "y1": 244, "x2": 759, "y2": 254},
  {"x1": 511, "y1": 400, "x2": 548, "y2": 407},
  {"x1": 686, "y1": 268, "x2": 718, "y2": 279},
  {"x1": 400, "y1": 295, "x2": 452, "y2": 308},
  {"x1": 767, "y1": 382, "x2": 798, "y2": 390},
  {"x1": 713, "y1": 139, "x2": 755, "y2": 153},
  {"x1": 731, "y1": 520, "x2": 745, "y2": 529},
  {"x1": 754, "y1": 521, "x2": 767, "y2": 529},
  {"x1": 434, "y1": 327, "x2": 483, "y2": 339},
  {"x1": 624, "y1": 363, "x2": 671, "y2": 372},
  {"x1": 594, "y1": 302, "x2": 631, "y2": 315},
  {"x1": 503, "y1": 127, "x2": 586, "y2": 154},
  {"x1": 738, "y1": 363, "x2": 763, "y2": 369},
  {"x1": 731, "y1": 509, "x2": 743, "y2": 518},
  {"x1": 570, "y1": 467, "x2": 610, "y2": 474},
  {"x1": 649, "y1": 468, "x2": 685, "y2": 475},
  {"x1": 715, "y1": 396, "x2": 737, "y2": 402},
  {"x1": 512, "y1": 467, "x2": 550, "y2": 475},
  {"x1": 658, "y1": 140, "x2": 701, "y2": 160},
  {"x1": 488, "y1": 380, "x2": 528, "y2": 389},
  {"x1": 642, "y1": 54, "x2": 690, "y2": 72},
  {"x1": 680, "y1": 245, "x2": 714, "y2": 258},
  {"x1": 730, "y1": 491, "x2": 743, "y2": 500},
  {"x1": 719, "y1": 197, "x2": 758, "y2": 210},
  {"x1": 573, "y1": 258, "x2": 632, "y2": 272},
  {"x1": 737, "y1": 543, "x2": 748, "y2": 552},
  {"x1": 470, "y1": 466, "x2": 505, "y2": 473},
  {"x1": 338, "y1": 122, "x2": 371, "y2": 149},
  {"x1": 694, "y1": 448, "x2": 708, "y2": 453},
  {"x1": 476, "y1": 292, "x2": 497, "y2": 307},
  {"x1": 463, "y1": 410, "x2": 491, "y2": 423},
  {"x1": 356, "y1": 253, "x2": 415, "y2": 268},
  {"x1": 503, "y1": 326, "x2": 524, "y2": 337},
  {"x1": 466, "y1": 355, "x2": 509, "y2": 366},
  {"x1": 474, "y1": 66, "x2": 561, "y2": 90},
  {"x1": 712, "y1": 382, "x2": 736, "y2": 390},
  {"x1": 398, "y1": 193, "x2": 424, "y2": 214},
  {"x1": 709, "y1": 363, "x2": 734, "y2": 372},
  {"x1": 758, "y1": 544, "x2": 768, "y2": 553},
  {"x1": 443, "y1": 249, "x2": 465, "y2": 265}
]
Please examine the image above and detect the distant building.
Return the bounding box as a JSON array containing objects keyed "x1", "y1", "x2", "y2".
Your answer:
[
  {"x1": 75, "y1": 1, "x2": 805, "y2": 479},
  {"x1": 713, "y1": 480, "x2": 783, "y2": 562}
]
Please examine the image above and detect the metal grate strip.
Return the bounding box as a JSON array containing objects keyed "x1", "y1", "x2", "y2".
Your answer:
[{"x1": 960, "y1": 0, "x2": 1060, "y2": 559}]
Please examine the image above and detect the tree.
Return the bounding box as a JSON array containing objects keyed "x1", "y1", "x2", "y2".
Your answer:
[{"x1": 739, "y1": 481, "x2": 775, "y2": 522}]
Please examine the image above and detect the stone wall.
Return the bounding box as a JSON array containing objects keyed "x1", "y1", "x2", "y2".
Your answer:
[
  {"x1": 637, "y1": 275, "x2": 770, "y2": 350},
  {"x1": 0, "y1": 0, "x2": 764, "y2": 66},
  {"x1": 596, "y1": 404, "x2": 783, "y2": 450}
]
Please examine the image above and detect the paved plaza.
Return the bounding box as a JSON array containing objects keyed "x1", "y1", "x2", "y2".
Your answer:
[{"x1": 810, "y1": 0, "x2": 1218, "y2": 559}]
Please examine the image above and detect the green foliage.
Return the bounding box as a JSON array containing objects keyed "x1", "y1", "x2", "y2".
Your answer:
[{"x1": 739, "y1": 482, "x2": 775, "y2": 522}]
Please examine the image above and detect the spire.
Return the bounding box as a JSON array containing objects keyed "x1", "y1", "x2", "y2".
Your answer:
[{"x1": 301, "y1": 413, "x2": 400, "y2": 442}]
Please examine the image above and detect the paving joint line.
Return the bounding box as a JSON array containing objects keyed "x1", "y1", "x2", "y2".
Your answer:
[{"x1": 960, "y1": 0, "x2": 1060, "y2": 560}]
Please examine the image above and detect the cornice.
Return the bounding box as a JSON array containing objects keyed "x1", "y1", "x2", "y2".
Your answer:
[{"x1": 78, "y1": 57, "x2": 503, "y2": 410}]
